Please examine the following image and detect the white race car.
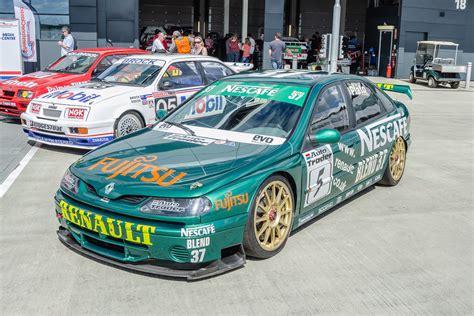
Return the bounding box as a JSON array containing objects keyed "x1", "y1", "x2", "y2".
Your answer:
[{"x1": 21, "y1": 54, "x2": 252, "y2": 149}]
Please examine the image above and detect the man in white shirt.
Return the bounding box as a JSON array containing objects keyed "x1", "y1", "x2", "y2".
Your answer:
[
  {"x1": 58, "y1": 26, "x2": 74, "y2": 56},
  {"x1": 151, "y1": 31, "x2": 167, "y2": 53}
]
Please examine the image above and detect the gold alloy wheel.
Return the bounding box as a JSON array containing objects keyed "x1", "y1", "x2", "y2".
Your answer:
[
  {"x1": 389, "y1": 138, "x2": 406, "y2": 181},
  {"x1": 253, "y1": 180, "x2": 293, "y2": 251}
]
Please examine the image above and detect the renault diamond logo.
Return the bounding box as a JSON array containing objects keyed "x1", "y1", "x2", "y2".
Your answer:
[{"x1": 104, "y1": 183, "x2": 115, "y2": 195}]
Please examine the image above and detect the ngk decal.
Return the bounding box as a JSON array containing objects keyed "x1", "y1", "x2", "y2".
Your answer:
[
  {"x1": 30, "y1": 103, "x2": 41, "y2": 114},
  {"x1": 66, "y1": 107, "x2": 87, "y2": 119}
]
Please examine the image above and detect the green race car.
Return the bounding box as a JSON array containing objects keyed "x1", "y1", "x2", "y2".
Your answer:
[{"x1": 55, "y1": 71, "x2": 412, "y2": 280}]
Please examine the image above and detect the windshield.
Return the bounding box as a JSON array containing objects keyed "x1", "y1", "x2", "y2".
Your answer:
[
  {"x1": 47, "y1": 52, "x2": 99, "y2": 74},
  {"x1": 97, "y1": 61, "x2": 163, "y2": 86},
  {"x1": 159, "y1": 81, "x2": 310, "y2": 142}
]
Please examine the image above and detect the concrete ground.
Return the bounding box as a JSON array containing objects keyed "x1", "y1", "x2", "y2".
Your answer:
[{"x1": 0, "y1": 80, "x2": 473, "y2": 315}]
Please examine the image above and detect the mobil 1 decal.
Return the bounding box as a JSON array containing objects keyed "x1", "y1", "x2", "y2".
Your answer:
[
  {"x1": 153, "y1": 91, "x2": 177, "y2": 111},
  {"x1": 303, "y1": 145, "x2": 333, "y2": 207}
]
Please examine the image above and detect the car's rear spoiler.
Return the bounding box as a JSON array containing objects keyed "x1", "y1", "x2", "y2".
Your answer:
[
  {"x1": 375, "y1": 83, "x2": 413, "y2": 100},
  {"x1": 224, "y1": 62, "x2": 254, "y2": 73}
]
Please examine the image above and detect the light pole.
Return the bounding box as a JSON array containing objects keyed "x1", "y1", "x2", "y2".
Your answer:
[{"x1": 329, "y1": 0, "x2": 341, "y2": 73}]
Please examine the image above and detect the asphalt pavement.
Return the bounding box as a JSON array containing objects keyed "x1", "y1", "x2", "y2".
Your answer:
[{"x1": 0, "y1": 79, "x2": 473, "y2": 315}]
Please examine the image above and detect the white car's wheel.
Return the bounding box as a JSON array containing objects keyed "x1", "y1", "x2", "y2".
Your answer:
[{"x1": 114, "y1": 111, "x2": 144, "y2": 138}]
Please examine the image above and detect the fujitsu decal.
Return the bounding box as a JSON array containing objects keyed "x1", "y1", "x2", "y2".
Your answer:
[
  {"x1": 357, "y1": 114, "x2": 408, "y2": 156},
  {"x1": 214, "y1": 191, "x2": 249, "y2": 211},
  {"x1": 87, "y1": 155, "x2": 186, "y2": 187}
]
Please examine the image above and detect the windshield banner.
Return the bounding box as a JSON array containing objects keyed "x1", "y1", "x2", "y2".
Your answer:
[{"x1": 199, "y1": 82, "x2": 310, "y2": 107}]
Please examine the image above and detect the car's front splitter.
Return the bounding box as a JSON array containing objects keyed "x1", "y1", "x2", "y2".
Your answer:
[
  {"x1": 24, "y1": 129, "x2": 112, "y2": 149},
  {"x1": 57, "y1": 227, "x2": 246, "y2": 280}
]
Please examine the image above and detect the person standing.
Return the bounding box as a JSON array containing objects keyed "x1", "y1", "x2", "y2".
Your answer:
[
  {"x1": 169, "y1": 31, "x2": 191, "y2": 54},
  {"x1": 227, "y1": 34, "x2": 240, "y2": 62},
  {"x1": 269, "y1": 32, "x2": 287, "y2": 69},
  {"x1": 191, "y1": 36, "x2": 208, "y2": 55},
  {"x1": 247, "y1": 33, "x2": 256, "y2": 62},
  {"x1": 58, "y1": 26, "x2": 74, "y2": 56},
  {"x1": 151, "y1": 31, "x2": 167, "y2": 53},
  {"x1": 241, "y1": 38, "x2": 251, "y2": 63}
]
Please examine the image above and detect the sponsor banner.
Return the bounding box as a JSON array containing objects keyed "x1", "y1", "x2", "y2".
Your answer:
[
  {"x1": 153, "y1": 122, "x2": 286, "y2": 146},
  {"x1": 29, "y1": 121, "x2": 62, "y2": 132},
  {"x1": 0, "y1": 19, "x2": 23, "y2": 77},
  {"x1": 164, "y1": 134, "x2": 216, "y2": 146},
  {"x1": 40, "y1": 90, "x2": 101, "y2": 104},
  {"x1": 214, "y1": 191, "x2": 249, "y2": 211},
  {"x1": 198, "y1": 81, "x2": 310, "y2": 107},
  {"x1": 14, "y1": 0, "x2": 37, "y2": 62},
  {"x1": 357, "y1": 114, "x2": 406, "y2": 156},
  {"x1": 66, "y1": 107, "x2": 88, "y2": 119},
  {"x1": 2, "y1": 79, "x2": 37, "y2": 88},
  {"x1": 0, "y1": 101, "x2": 17, "y2": 107},
  {"x1": 58, "y1": 200, "x2": 156, "y2": 246},
  {"x1": 184, "y1": 95, "x2": 226, "y2": 119},
  {"x1": 120, "y1": 58, "x2": 165, "y2": 66}
]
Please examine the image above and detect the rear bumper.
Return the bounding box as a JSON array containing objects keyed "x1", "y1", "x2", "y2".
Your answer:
[{"x1": 57, "y1": 227, "x2": 246, "y2": 280}]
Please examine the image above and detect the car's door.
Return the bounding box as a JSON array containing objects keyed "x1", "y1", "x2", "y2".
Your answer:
[
  {"x1": 154, "y1": 61, "x2": 205, "y2": 114},
  {"x1": 199, "y1": 61, "x2": 234, "y2": 84},
  {"x1": 300, "y1": 83, "x2": 357, "y2": 216},
  {"x1": 344, "y1": 80, "x2": 390, "y2": 188}
]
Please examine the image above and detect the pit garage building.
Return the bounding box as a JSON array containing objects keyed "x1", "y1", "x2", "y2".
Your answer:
[{"x1": 1, "y1": 0, "x2": 472, "y2": 79}]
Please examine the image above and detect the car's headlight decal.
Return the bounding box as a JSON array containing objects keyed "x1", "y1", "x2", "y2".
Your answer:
[
  {"x1": 18, "y1": 90, "x2": 34, "y2": 99},
  {"x1": 60, "y1": 169, "x2": 80, "y2": 194},
  {"x1": 140, "y1": 197, "x2": 212, "y2": 217}
]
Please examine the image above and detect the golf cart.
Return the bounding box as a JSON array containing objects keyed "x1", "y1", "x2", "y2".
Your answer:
[{"x1": 410, "y1": 41, "x2": 466, "y2": 89}]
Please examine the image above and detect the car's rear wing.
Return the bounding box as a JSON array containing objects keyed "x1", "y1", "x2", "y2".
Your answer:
[
  {"x1": 224, "y1": 62, "x2": 254, "y2": 73},
  {"x1": 375, "y1": 83, "x2": 413, "y2": 100}
]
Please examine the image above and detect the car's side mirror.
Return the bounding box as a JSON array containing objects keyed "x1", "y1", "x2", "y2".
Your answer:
[
  {"x1": 310, "y1": 128, "x2": 341, "y2": 144},
  {"x1": 156, "y1": 109, "x2": 167, "y2": 120},
  {"x1": 159, "y1": 80, "x2": 173, "y2": 90}
]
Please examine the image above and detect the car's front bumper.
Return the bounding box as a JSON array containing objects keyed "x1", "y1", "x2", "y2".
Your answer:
[
  {"x1": 54, "y1": 191, "x2": 247, "y2": 280},
  {"x1": 21, "y1": 112, "x2": 114, "y2": 149},
  {"x1": 0, "y1": 96, "x2": 28, "y2": 117}
]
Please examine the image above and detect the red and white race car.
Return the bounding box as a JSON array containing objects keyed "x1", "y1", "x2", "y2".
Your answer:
[{"x1": 0, "y1": 48, "x2": 148, "y2": 117}]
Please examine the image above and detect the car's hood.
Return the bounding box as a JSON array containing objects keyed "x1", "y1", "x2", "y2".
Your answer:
[
  {"x1": 71, "y1": 125, "x2": 291, "y2": 198},
  {"x1": 0, "y1": 71, "x2": 83, "y2": 90},
  {"x1": 34, "y1": 82, "x2": 146, "y2": 106}
]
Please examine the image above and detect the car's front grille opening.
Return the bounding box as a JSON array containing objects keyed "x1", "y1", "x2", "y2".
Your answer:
[
  {"x1": 2, "y1": 90, "x2": 14, "y2": 98},
  {"x1": 43, "y1": 109, "x2": 62, "y2": 118},
  {"x1": 84, "y1": 235, "x2": 125, "y2": 255},
  {"x1": 121, "y1": 195, "x2": 147, "y2": 204},
  {"x1": 169, "y1": 246, "x2": 189, "y2": 263}
]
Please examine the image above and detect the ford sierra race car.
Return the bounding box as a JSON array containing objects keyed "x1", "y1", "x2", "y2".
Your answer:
[
  {"x1": 55, "y1": 71, "x2": 412, "y2": 280},
  {"x1": 0, "y1": 48, "x2": 147, "y2": 117},
  {"x1": 21, "y1": 55, "x2": 251, "y2": 149}
]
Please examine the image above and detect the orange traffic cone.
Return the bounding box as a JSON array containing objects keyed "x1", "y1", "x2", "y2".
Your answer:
[{"x1": 386, "y1": 64, "x2": 392, "y2": 78}]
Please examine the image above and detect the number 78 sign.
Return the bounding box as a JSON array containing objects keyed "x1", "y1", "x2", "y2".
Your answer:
[{"x1": 455, "y1": 0, "x2": 467, "y2": 10}]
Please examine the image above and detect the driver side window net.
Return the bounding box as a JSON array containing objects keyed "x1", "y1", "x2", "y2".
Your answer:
[
  {"x1": 311, "y1": 85, "x2": 350, "y2": 132},
  {"x1": 161, "y1": 62, "x2": 204, "y2": 89}
]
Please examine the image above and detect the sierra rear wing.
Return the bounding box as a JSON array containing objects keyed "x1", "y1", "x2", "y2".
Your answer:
[{"x1": 375, "y1": 83, "x2": 413, "y2": 100}]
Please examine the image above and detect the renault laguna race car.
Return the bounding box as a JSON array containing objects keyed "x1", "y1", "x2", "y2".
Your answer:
[
  {"x1": 0, "y1": 48, "x2": 147, "y2": 117},
  {"x1": 55, "y1": 71, "x2": 412, "y2": 280},
  {"x1": 21, "y1": 55, "x2": 251, "y2": 149}
]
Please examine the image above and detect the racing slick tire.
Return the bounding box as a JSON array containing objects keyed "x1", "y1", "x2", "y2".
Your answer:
[
  {"x1": 450, "y1": 82, "x2": 460, "y2": 89},
  {"x1": 428, "y1": 76, "x2": 438, "y2": 88},
  {"x1": 113, "y1": 111, "x2": 145, "y2": 138},
  {"x1": 379, "y1": 137, "x2": 407, "y2": 186},
  {"x1": 243, "y1": 175, "x2": 295, "y2": 259},
  {"x1": 409, "y1": 72, "x2": 416, "y2": 83}
]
